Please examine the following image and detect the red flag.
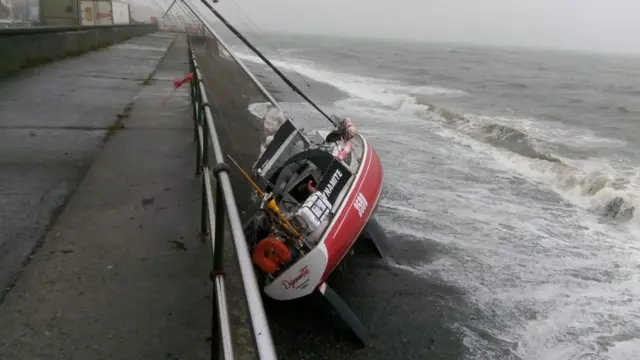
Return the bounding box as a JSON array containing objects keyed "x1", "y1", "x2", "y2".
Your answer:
[
  {"x1": 162, "y1": 72, "x2": 195, "y2": 105},
  {"x1": 173, "y1": 72, "x2": 194, "y2": 89}
]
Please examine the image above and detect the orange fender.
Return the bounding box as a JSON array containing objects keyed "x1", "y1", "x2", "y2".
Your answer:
[{"x1": 252, "y1": 236, "x2": 292, "y2": 274}]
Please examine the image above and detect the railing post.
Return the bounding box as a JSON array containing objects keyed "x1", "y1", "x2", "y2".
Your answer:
[
  {"x1": 213, "y1": 176, "x2": 226, "y2": 270},
  {"x1": 211, "y1": 165, "x2": 229, "y2": 360},
  {"x1": 190, "y1": 53, "x2": 197, "y2": 141},
  {"x1": 195, "y1": 103, "x2": 203, "y2": 176},
  {"x1": 201, "y1": 102, "x2": 210, "y2": 169},
  {"x1": 211, "y1": 296, "x2": 220, "y2": 360},
  {"x1": 200, "y1": 175, "x2": 209, "y2": 239}
]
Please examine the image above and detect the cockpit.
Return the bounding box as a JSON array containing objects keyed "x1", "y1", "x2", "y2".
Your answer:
[
  {"x1": 272, "y1": 160, "x2": 321, "y2": 210},
  {"x1": 253, "y1": 119, "x2": 356, "y2": 244}
]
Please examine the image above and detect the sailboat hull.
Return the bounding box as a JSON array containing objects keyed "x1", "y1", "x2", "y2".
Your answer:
[{"x1": 264, "y1": 137, "x2": 384, "y2": 300}]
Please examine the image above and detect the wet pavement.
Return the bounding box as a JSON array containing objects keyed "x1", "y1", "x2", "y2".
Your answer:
[
  {"x1": 0, "y1": 34, "x2": 216, "y2": 360},
  {"x1": 0, "y1": 32, "x2": 177, "y2": 302}
]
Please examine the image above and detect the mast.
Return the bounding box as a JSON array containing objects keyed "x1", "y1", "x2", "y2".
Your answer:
[
  {"x1": 162, "y1": 0, "x2": 177, "y2": 18},
  {"x1": 196, "y1": 0, "x2": 337, "y2": 127}
]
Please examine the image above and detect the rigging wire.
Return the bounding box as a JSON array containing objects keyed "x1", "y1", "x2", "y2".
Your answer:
[
  {"x1": 149, "y1": 0, "x2": 168, "y2": 18},
  {"x1": 165, "y1": 0, "x2": 188, "y2": 30},
  {"x1": 173, "y1": 0, "x2": 198, "y2": 27},
  {"x1": 160, "y1": 0, "x2": 177, "y2": 18},
  {"x1": 152, "y1": 0, "x2": 178, "y2": 27},
  {"x1": 179, "y1": 3, "x2": 200, "y2": 27},
  {"x1": 197, "y1": 0, "x2": 337, "y2": 127},
  {"x1": 178, "y1": 2, "x2": 240, "y2": 153},
  {"x1": 226, "y1": 0, "x2": 312, "y2": 89},
  {"x1": 156, "y1": 0, "x2": 187, "y2": 31},
  {"x1": 161, "y1": 0, "x2": 201, "y2": 34}
]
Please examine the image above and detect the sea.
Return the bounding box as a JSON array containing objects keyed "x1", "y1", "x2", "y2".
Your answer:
[{"x1": 221, "y1": 31, "x2": 640, "y2": 360}]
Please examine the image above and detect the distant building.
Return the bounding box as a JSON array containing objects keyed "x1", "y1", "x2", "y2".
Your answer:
[
  {"x1": 39, "y1": 0, "x2": 78, "y2": 25},
  {"x1": 129, "y1": 3, "x2": 156, "y2": 23},
  {"x1": 0, "y1": 0, "x2": 13, "y2": 19},
  {"x1": 9, "y1": 0, "x2": 38, "y2": 22}
]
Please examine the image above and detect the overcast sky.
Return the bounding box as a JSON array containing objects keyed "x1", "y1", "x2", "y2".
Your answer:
[{"x1": 168, "y1": 0, "x2": 640, "y2": 54}]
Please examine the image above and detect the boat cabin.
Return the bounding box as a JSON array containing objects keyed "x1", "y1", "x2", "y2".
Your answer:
[{"x1": 252, "y1": 119, "x2": 365, "y2": 244}]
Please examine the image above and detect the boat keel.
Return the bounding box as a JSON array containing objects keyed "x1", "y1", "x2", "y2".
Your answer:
[
  {"x1": 361, "y1": 217, "x2": 389, "y2": 258},
  {"x1": 317, "y1": 282, "x2": 368, "y2": 347}
]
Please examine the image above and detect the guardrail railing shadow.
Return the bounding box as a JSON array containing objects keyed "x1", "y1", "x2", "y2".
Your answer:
[{"x1": 187, "y1": 35, "x2": 278, "y2": 360}]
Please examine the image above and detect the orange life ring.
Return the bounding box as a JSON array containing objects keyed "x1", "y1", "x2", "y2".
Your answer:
[{"x1": 252, "y1": 235, "x2": 292, "y2": 274}]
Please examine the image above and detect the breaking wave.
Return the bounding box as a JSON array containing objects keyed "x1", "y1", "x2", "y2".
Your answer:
[
  {"x1": 520, "y1": 160, "x2": 637, "y2": 221},
  {"x1": 233, "y1": 50, "x2": 466, "y2": 100},
  {"x1": 414, "y1": 104, "x2": 562, "y2": 163},
  {"x1": 436, "y1": 127, "x2": 638, "y2": 223}
]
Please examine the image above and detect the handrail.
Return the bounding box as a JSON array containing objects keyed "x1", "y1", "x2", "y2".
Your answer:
[
  {"x1": 180, "y1": 0, "x2": 282, "y2": 112},
  {"x1": 0, "y1": 24, "x2": 158, "y2": 36},
  {"x1": 187, "y1": 36, "x2": 278, "y2": 360}
]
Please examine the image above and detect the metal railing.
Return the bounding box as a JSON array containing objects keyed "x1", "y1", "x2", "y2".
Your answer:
[{"x1": 187, "y1": 36, "x2": 278, "y2": 360}]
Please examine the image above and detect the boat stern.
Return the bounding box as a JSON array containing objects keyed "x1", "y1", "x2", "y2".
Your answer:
[{"x1": 264, "y1": 244, "x2": 329, "y2": 300}]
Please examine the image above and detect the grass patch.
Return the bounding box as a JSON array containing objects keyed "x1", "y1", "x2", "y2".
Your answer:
[{"x1": 106, "y1": 102, "x2": 134, "y2": 139}]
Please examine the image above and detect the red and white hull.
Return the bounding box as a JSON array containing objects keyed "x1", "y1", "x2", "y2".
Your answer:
[{"x1": 265, "y1": 135, "x2": 384, "y2": 300}]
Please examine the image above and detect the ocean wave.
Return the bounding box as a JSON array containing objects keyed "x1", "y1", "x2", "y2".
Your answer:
[
  {"x1": 498, "y1": 82, "x2": 529, "y2": 89},
  {"x1": 436, "y1": 127, "x2": 639, "y2": 224},
  {"x1": 340, "y1": 95, "x2": 566, "y2": 164},
  {"x1": 234, "y1": 45, "x2": 604, "y2": 164},
  {"x1": 232, "y1": 50, "x2": 466, "y2": 102},
  {"x1": 602, "y1": 84, "x2": 640, "y2": 97},
  {"x1": 594, "y1": 104, "x2": 635, "y2": 114},
  {"x1": 526, "y1": 161, "x2": 637, "y2": 221},
  {"x1": 425, "y1": 107, "x2": 639, "y2": 223},
  {"x1": 417, "y1": 104, "x2": 562, "y2": 163}
]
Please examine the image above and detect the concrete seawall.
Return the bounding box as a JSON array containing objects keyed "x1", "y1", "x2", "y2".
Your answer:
[{"x1": 0, "y1": 24, "x2": 158, "y2": 77}]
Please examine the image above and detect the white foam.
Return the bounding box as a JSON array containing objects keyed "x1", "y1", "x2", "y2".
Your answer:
[
  {"x1": 457, "y1": 113, "x2": 627, "y2": 149},
  {"x1": 362, "y1": 115, "x2": 640, "y2": 359},
  {"x1": 233, "y1": 50, "x2": 464, "y2": 106},
  {"x1": 435, "y1": 127, "x2": 640, "y2": 228},
  {"x1": 604, "y1": 338, "x2": 640, "y2": 360},
  {"x1": 248, "y1": 102, "x2": 268, "y2": 118},
  {"x1": 219, "y1": 46, "x2": 232, "y2": 60}
]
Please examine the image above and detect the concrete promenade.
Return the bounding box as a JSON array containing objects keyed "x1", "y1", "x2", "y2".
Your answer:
[
  {"x1": 0, "y1": 32, "x2": 176, "y2": 300},
  {"x1": 0, "y1": 34, "x2": 218, "y2": 359}
]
